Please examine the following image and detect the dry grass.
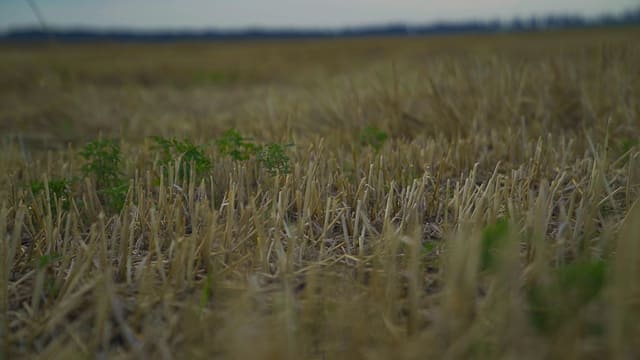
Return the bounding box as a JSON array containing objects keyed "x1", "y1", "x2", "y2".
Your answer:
[{"x1": 1, "y1": 27, "x2": 640, "y2": 359}]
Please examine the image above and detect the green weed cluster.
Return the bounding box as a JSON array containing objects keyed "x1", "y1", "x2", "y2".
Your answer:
[
  {"x1": 152, "y1": 136, "x2": 212, "y2": 181},
  {"x1": 30, "y1": 178, "x2": 72, "y2": 215},
  {"x1": 79, "y1": 139, "x2": 128, "y2": 212},
  {"x1": 359, "y1": 125, "x2": 389, "y2": 152},
  {"x1": 216, "y1": 129, "x2": 293, "y2": 174}
]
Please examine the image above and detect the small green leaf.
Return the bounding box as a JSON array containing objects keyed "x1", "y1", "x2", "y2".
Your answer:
[
  {"x1": 36, "y1": 254, "x2": 62, "y2": 269},
  {"x1": 480, "y1": 218, "x2": 509, "y2": 271},
  {"x1": 526, "y1": 259, "x2": 607, "y2": 335},
  {"x1": 422, "y1": 242, "x2": 434, "y2": 255},
  {"x1": 621, "y1": 138, "x2": 639, "y2": 154},
  {"x1": 200, "y1": 274, "x2": 213, "y2": 309},
  {"x1": 557, "y1": 259, "x2": 606, "y2": 307},
  {"x1": 359, "y1": 125, "x2": 389, "y2": 152}
]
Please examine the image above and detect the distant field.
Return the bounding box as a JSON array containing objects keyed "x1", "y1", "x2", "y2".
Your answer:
[{"x1": 1, "y1": 27, "x2": 639, "y2": 358}]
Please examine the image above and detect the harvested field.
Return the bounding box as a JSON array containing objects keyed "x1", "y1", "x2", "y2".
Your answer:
[{"x1": 1, "y1": 27, "x2": 640, "y2": 358}]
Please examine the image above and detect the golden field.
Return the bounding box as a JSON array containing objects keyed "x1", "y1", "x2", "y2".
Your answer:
[{"x1": 1, "y1": 27, "x2": 640, "y2": 358}]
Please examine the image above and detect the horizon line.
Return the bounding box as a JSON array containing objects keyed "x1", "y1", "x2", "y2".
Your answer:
[{"x1": 2, "y1": 6, "x2": 639, "y2": 36}]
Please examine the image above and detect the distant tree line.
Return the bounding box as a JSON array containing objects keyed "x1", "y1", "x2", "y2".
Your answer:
[{"x1": 2, "y1": 7, "x2": 639, "y2": 42}]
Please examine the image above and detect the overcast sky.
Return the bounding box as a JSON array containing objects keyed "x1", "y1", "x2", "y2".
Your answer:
[{"x1": 1, "y1": 0, "x2": 637, "y2": 32}]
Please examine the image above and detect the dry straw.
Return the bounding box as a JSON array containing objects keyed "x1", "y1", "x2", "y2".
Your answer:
[{"x1": 0, "y1": 28, "x2": 639, "y2": 358}]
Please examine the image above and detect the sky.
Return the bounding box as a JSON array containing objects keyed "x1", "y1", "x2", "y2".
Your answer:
[{"x1": 0, "y1": 0, "x2": 638, "y2": 32}]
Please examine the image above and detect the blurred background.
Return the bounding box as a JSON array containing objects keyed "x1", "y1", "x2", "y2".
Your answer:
[
  {"x1": 1, "y1": 0, "x2": 639, "y2": 39},
  {"x1": 0, "y1": 0, "x2": 639, "y2": 148},
  {"x1": 5, "y1": 0, "x2": 640, "y2": 29}
]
